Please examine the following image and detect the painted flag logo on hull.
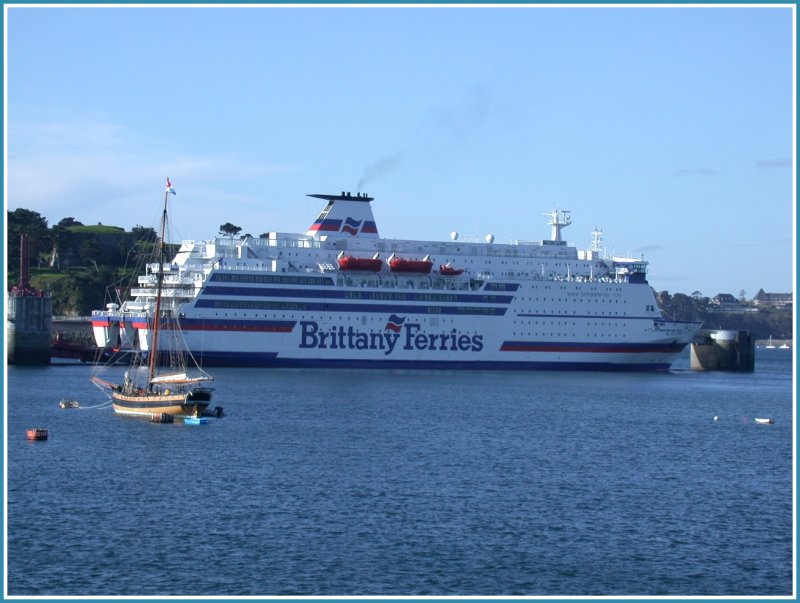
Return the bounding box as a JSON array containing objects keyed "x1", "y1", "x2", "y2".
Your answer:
[{"x1": 385, "y1": 314, "x2": 406, "y2": 332}]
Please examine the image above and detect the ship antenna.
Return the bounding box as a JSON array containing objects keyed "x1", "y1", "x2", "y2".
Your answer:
[{"x1": 590, "y1": 227, "x2": 603, "y2": 252}]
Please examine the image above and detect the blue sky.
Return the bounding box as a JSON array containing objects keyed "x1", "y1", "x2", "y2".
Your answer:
[{"x1": 5, "y1": 4, "x2": 795, "y2": 298}]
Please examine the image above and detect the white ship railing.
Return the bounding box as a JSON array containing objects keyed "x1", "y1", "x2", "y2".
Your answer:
[{"x1": 130, "y1": 287, "x2": 196, "y2": 298}]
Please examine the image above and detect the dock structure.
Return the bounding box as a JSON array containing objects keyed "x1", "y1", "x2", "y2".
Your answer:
[
  {"x1": 690, "y1": 330, "x2": 755, "y2": 372},
  {"x1": 8, "y1": 294, "x2": 52, "y2": 365},
  {"x1": 7, "y1": 234, "x2": 52, "y2": 365}
]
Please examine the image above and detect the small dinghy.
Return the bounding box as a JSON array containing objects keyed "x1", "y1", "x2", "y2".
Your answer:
[
  {"x1": 754, "y1": 418, "x2": 775, "y2": 424},
  {"x1": 58, "y1": 399, "x2": 80, "y2": 409},
  {"x1": 438, "y1": 263, "x2": 465, "y2": 276}
]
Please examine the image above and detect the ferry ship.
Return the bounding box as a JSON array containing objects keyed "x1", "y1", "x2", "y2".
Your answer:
[{"x1": 91, "y1": 191, "x2": 701, "y2": 371}]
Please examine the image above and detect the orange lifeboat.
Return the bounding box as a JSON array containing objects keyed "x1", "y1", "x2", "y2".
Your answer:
[
  {"x1": 337, "y1": 255, "x2": 383, "y2": 272},
  {"x1": 389, "y1": 256, "x2": 433, "y2": 274},
  {"x1": 438, "y1": 263, "x2": 464, "y2": 276}
]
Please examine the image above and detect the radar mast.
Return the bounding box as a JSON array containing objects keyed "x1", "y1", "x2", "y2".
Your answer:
[{"x1": 544, "y1": 208, "x2": 571, "y2": 242}]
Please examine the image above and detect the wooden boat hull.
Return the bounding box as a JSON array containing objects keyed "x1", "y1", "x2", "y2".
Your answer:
[{"x1": 111, "y1": 388, "x2": 212, "y2": 418}]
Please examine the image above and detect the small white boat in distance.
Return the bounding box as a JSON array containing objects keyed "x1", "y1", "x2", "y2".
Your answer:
[{"x1": 754, "y1": 418, "x2": 775, "y2": 424}]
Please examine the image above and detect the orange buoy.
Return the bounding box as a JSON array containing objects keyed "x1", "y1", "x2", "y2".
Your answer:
[{"x1": 26, "y1": 428, "x2": 48, "y2": 441}]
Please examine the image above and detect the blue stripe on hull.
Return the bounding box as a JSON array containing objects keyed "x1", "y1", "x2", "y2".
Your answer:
[
  {"x1": 194, "y1": 299, "x2": 507, "y2": 316},
  {"x1": 193, "y1": 351, "x2": 280, "y2": 367},
  {"x1": 201, "y1": 285, "x2": 515, "y2": 304},
  {"x1": 190, "y1": 352, "x2": 673, "y2": 372}
]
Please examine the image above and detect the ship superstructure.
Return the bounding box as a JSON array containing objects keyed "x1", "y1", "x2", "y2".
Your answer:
[{"x1": 92, "y1": 191, "x2": 701, "y2": 371}]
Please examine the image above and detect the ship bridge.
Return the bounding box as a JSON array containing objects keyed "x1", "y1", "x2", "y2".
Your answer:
[{"x1": 306, "y1": 192, "x2": 380, "y2": 240}]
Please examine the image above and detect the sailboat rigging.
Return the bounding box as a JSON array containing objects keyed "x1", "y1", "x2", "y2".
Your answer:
[{"x1": 91, "y1": 179, "x2": 214, "y2": 418}]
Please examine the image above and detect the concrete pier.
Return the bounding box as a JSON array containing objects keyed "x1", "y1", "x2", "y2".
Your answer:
[
  {"x1": 690, "y1": 330, "x2": 755, "y2": 372},
  {"x1": 7, "y1": 293, "x2": 52, "y2": 365},
  {"x1": 7, "y1": 233, "x2": 53, "y2": 365}
]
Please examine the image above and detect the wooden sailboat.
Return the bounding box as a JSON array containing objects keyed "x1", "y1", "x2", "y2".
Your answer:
[{"x1": 91, "y1": 179, "x2": 214, "y2": 418}]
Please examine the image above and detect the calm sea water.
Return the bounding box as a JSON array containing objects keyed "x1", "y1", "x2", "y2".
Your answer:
[{"x1": 6, "y1": 350, "x2": 794, "y2": 597}]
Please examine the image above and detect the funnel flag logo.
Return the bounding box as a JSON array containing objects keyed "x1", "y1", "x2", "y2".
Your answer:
[
  {"x1": 385, "y1": 314, "x2": 406, "y2": 332},
  {"x1": 342, "y1": 218, "x2": 362, "y2": 236}
]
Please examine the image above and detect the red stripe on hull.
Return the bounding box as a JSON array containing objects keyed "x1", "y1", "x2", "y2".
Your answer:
[{"x1": 500, "y1": 343, "x2": 686, "y2": 354}]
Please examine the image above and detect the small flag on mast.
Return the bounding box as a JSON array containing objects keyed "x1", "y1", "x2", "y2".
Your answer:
[{"x1": 166, "y1": 177, "x2": 176, "y2": 195}]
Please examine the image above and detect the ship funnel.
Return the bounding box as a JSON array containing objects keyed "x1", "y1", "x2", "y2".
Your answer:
[{"x1": 306, "y1": 192, "x2": 379, "y2": 239}]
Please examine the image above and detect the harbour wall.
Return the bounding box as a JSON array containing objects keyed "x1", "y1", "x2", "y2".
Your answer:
[
  {"x1": 7, "y1": 295, "x2": 53, "y2": 365},
  {"x1": 690, "y1": 330, "x2": 755, "y2": 372}
]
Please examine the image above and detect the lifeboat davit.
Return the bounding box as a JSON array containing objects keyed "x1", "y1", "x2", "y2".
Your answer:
[
  {"x1": 438, "y1": 263, "x2": 464, "y2": 276},
  {"x1": 389, "y1": 255, "x2": 433, "y2": 274},
  {"x1": 337, "y1": 255, "x2": 383, "y2": 272}
]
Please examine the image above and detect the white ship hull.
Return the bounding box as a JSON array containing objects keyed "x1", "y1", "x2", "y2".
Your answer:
[
  {"x1": 172, "y1": 280, "x2": 697, "y2": 371},
  {"x1": 92, "y1": 192, "x2": 701, "y2": 372}
]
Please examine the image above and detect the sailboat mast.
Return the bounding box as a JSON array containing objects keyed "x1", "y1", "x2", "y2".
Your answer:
[{"x1": 146, "y1": 183, "x2": 171, "y2": 387}]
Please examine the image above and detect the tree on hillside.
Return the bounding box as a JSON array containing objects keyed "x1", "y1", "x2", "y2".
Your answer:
[
  {"x1": 219, "y1": 222, "x2": 242, "y2": 238},
  {"x1": 78, "y1": 237, "x2": 101, "y2": 272},
  {"x1": 671, "y1": 293, "x2": 698, "y2": 320},
  {"x1": 7, "y1": 208, "x2": 50, "y2": 278},
  {"x1": 655, "y1": 290, "x2": 672, "y2": 310},
  {"x1": 132, "y1": 225, "x2": 157, "y2": 241},
  {"x1": 58, "y1": 217, "x2": 83, "y2": 228},
  {"x1": 41, "y1": 267, "x2": 116, "y2": 316},
  {"x1": 48, "y1": 224, "x2": 74, "y2": 269}
]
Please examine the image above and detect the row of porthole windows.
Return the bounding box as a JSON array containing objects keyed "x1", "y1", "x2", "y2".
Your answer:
[
  {"x1": 333, "y1": 257, "x2": 585, "y2": 267},
  {"x1": 201, "y1": 312, "x2": 465, "y2": 324},
  {"x1": 202, "y1": 310, "x2": 632, "y2": 320},
  {"x1": 512, "y1": 332, "x2": 624, "y2": 338},
  {"x1": 518, "y1": 311, "x2": 627, "y2": 317},
  {"x1": 514, "y1": 320, "x2": 577, "y2": 326},
  {"x1": 514, "y1": 320, "x2": 624, "y2": 327},
  {"x1": 519, "y1": 297, "x2": 624, "y2": 302},
  {"x1": 527, "y1": 285, "x2": 624, "y2": 292}
]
